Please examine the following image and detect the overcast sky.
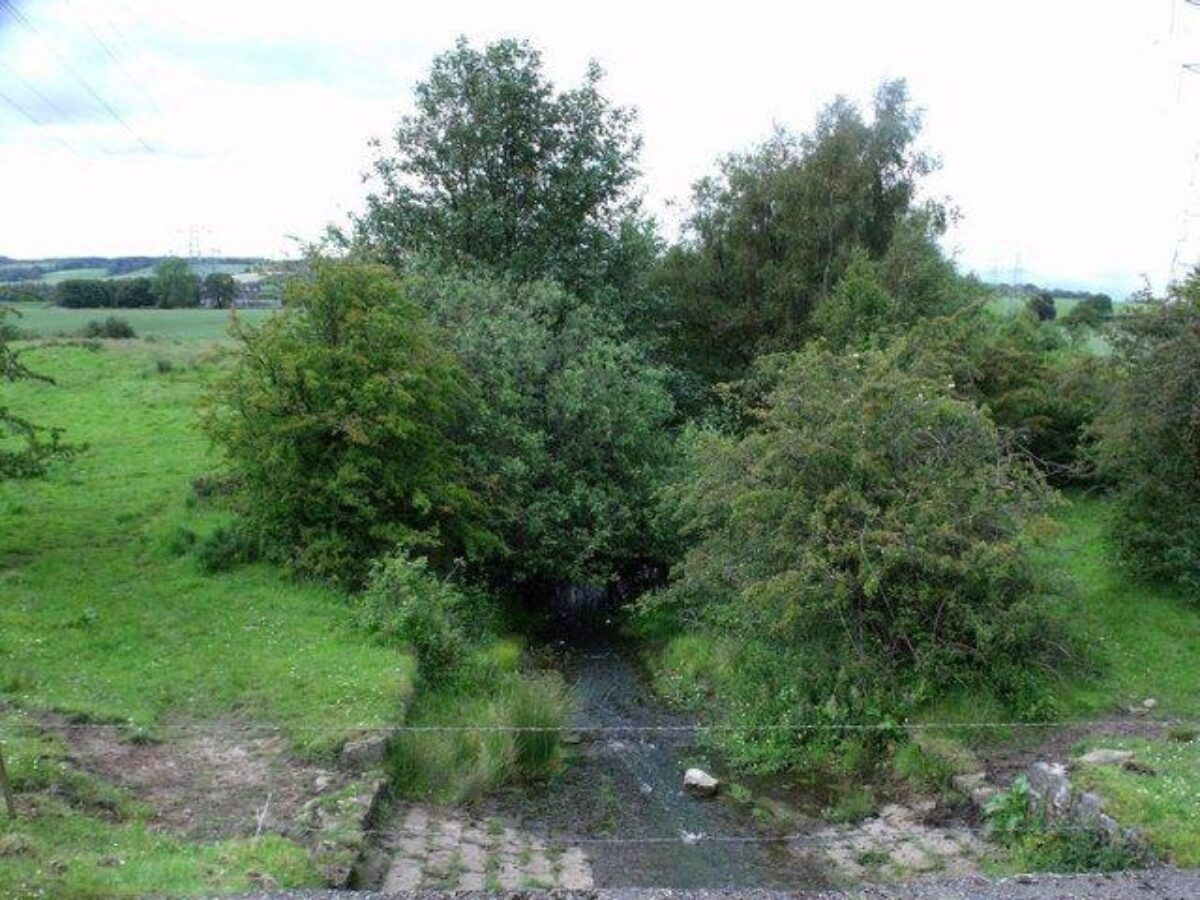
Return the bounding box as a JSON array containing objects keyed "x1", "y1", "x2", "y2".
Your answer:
[{"x1": 1, "y1": 0, "x2": 1198, "y2": 296}]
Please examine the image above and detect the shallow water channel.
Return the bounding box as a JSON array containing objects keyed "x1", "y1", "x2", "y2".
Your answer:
[
  {"x1": 484, "y1": 643, "x2": 832, "y2": 889},
  {"x1": 370, "y1": 640, "x2": 837, "y2": 891}
]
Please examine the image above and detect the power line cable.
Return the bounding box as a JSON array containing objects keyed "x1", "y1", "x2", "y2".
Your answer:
[
  {"x1": 0, "y1": 0, "x2": 154, "y2": 153},
  {"x1": 0, "y1": 58, "x2": 110, "y2": 155},
  {"x1": 64, "y1": 0, "x2": 163, "y2": 115},
  {"x1": 0, "y1": 84, "x2": 84, "y2": 156}
]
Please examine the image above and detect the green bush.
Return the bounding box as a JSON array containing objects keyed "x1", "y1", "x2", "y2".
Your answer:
[
  {"x1": 1090, "y1": 272, "x2": 1200, "y2": 590},
  {"x1": 405, "y1": 269, "x2": 676, "y2": 593},
  {"x1": 904, "y1": 309, "x2": 1109, "y2": 484},
  {"x1": 80, "y1": 316, "x2": 136, "y2": 339},
  {"x1": 56, "y1": 279, "x2": 117, "y2": 308},
  {"x1": 202, "y1": 258, "x2": 492, "y2": 585},
  {"x1": 642, "y1": 342, "x2": 1073, "y2": 773},
  {"x1": 356, "y1": 552, "x2": 468, "y2": 687},
  {"x1": 194, "y1": 526, "x2": 256, "y2": 573}
]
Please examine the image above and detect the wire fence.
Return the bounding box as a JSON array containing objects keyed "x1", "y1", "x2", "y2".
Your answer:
[{"x1": 0, "y1": 716, "x2": 1191, "y2": 736}]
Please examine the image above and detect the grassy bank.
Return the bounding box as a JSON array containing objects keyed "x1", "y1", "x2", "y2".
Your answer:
[{"x1": 0, "y1": 335, "x2": 414, "y2": 896}]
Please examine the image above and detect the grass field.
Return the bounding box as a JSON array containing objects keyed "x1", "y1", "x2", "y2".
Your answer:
[
  {"x1": 2, "y1": 303, "x2": 277, "y2": 342},
  {"x1": 36, "y1": 267, "x2": 110, "y2": 284},
  {"x1": 0, "y1": 331, "x2": 414, "y2": 896},
  {"x1": 1050, "y1": 495, "x2": 1200, "y2": 718}
]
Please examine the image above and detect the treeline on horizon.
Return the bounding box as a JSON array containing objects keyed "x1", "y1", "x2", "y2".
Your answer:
[{"x1": 0, "y1": 255, "x2": 268, "y2": 283}]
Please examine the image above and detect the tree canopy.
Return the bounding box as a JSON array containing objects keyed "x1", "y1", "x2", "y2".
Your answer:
[
  {"x1": 203, "y1": 259, "x2": 491, "y2": 584},
  {"x1": 355, "y1": 37, "x2": 654, "y2": 308},
  {"x1": 654, "y1": 81, "x2": 954, "y2": 390}
]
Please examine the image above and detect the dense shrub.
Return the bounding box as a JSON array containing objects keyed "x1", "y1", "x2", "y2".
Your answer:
[
  {"x1": 202, "y1": 259, "x2": 490, "y2": 585},
  {"x1": 1027, "y1": 292, "x2": 1056, "y2": 321},
  {"x1": 55, "y1": 278, "x2": 156, "y2": 308},
  {"x1": 903, "y1": 310, "x2": 1109, "y2": 484},
  {"x1": 113, "y1": 278, "x2": 157, "y2": 308},
  {"x1": 405, "y1": 268, "x2": 676, "y2": 594},
  {"x1": 356, "y1": 552, "x2": 469, "y2": 687},
  {"x1": 56, "y1": 279, "x2": 116, "y2": 308},
  {"x1": 1091, "y1": 272, "x2": 1200, "y2": 590},
  {"x1": 1061, "y1": 294, "x2": 1113, "y2": 332},
  {"x1": 80, "y1": 316, "x2": 136, "y2": 339},
  {"x1": 194, "y1": 525, "x2": 256, "y2": 573},
  {"x1": 642, "y1": 344, "x2": 1072, "y2": 773}
]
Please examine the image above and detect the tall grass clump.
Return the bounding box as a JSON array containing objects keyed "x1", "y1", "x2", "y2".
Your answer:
[
  {"x1": 356, "y1": 551, "x2": 570, "y2": 802},
  {"x1": 387, "y1": 670, "x2": 570, "y2": 804}
]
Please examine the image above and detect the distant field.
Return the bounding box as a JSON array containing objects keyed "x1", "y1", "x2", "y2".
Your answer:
[
  {"x1": 988, "y1": 294, "x2": 1095, "y2": 316},
  {"x1": 38, "y1": 266, "x2": 110, "y2": 284},
  {"x1": 3, "y1": 303, "x2": 277, "y2": 341},
  {"x1": 0, "y1": 259, "x2": 261, "y2": 284}
]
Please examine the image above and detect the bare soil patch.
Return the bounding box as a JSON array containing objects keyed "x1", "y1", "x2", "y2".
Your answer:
[{"x1": 50, "y1": 716, "x2": 340, "y2": 839}]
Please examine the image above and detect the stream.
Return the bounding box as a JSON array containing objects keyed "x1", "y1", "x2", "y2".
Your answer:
[
  {"x1": 366, "y1": 636, "x2": 835, "y2": 892},
  {"x1": 481, "y1": 641, "x2": 831, "y2": 890}
]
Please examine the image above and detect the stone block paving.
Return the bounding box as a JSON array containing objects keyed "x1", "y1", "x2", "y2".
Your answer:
[
  {"x1": 381, "y1": 805, "x2": 593, "y2": 892},
  {"x1": 809, "y1": 803, "x2": 987, "y2": 882}
]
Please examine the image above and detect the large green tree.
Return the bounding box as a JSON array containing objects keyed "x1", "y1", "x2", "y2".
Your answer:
[
  {"x1": 404, "y1": 268, "x2": 675, "y2": 593},
  {"x1": 153, "y1": 257, "x2": 200, "y2": 308},
  {"x1": 354, "y1": 38, "x2": 656, "y2": 309},
  {"x1": 202, "y1": 272, "x2": 238, "y2": 308},
  {"x1": 203, "y1": 259, "x2": 490, "y2": 585},
  {"x1": 656, "y1": 81, "x2": 955, "y2": 392}
]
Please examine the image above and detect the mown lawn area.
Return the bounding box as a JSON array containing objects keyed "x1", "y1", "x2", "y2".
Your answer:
[
  {"x1": 0, "y1": 338, "x2": 414, "y2": 897},
  {"x1": 2, "y1": 303, "x2": 276, "y2": 342}
]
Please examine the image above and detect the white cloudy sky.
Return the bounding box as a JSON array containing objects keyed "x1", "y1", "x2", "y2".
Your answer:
[{"x1": 1, "y1": 0, "x2": 1198, "y2": 295}]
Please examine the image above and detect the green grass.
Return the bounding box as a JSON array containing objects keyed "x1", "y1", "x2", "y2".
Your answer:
[
  {"x1": 387, "y1": 649, "x2": 570, "y2": 804},
  {"x1": 0, "y1": 340, "x2": 415, "y2": 896},
  {"x1": 0, "y1": 814, "x2": 317, "y2": 898},
  {"x1": 2, "y1": 303, "x2": 276, "y2": 342},
  {"x1": 1050, "y1": 495, "x2": 1200, "y2": 718},
  {"x1": 1072, "y1": 736, "x2": 1200, "y2": 867},
  {"x1": 37, "y1": 267, "x2": 110, "y2": 284}
]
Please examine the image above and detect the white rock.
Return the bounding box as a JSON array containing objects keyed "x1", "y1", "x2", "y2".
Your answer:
[
  {"x1": 683, "y1": 767, "x2": 719, "y2": 797},
  {"x1": 1142, "y1": 698, "x2": 1158, "y2": 710},
  {"x1": 1078, "y1": 749, "x2": 1133, "y2": 766}
]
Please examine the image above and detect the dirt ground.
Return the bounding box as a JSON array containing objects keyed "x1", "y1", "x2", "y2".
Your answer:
[
  {"x1": 40, "y1": 715, "x2": 381, "y2": 884},
  {"x1": 49, "y1": 716, "x2": 353, "y2": 839}
]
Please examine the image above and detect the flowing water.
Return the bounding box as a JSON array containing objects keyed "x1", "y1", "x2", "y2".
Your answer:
[{"x1": 479, "y1": 641, "x2": 832, "y2": 889}]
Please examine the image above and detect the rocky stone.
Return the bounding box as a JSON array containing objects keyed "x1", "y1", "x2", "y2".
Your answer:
[
  {"x1": 1028, "y1": 762, "x2": 1072, "y2": 815},
  {"x1": 1078, "y1": 749, "x2": 1133, "y2": 766},
  {"x1": 338, "y1": 734, "x2": 390, "y2": 770},
  {"x1": 952, "y1": 772, "x2": 999, "y2": 807},
  {"x1": 1142, "y1": 698, "x2": 1158, "y2": 710},
  {"x1": 683, "y1": 767, "x2": 719, "y2": 797}
]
